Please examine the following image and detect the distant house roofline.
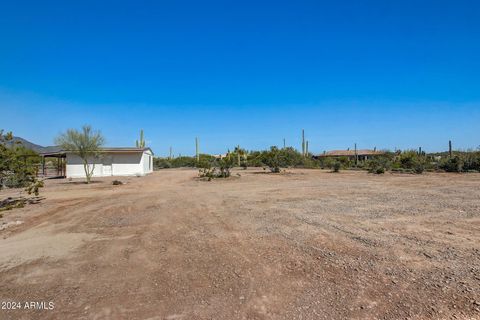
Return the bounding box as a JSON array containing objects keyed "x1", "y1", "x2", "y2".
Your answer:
[
  {"x1": 40, "y1": 147, "x2": 154, "y2": 157},
  {"x1": 316, "y1": 149, "x2": 385, "y2": 157}
]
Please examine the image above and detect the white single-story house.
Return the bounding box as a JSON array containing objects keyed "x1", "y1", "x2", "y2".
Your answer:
[{"x1": 40, "y1": 147, "x2": 154, "y2": 178}]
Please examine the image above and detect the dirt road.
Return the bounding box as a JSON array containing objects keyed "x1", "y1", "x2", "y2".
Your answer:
[{"x1": 1, "y1": 169, "x2": 479, "y2": 319}]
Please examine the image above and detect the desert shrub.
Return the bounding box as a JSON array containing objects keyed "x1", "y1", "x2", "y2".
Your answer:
[
  {"x1": 439, "y1": 156, "x2": 463, "y2": 172},
  {"x1": 171, "y1": 156, "x2": 197, "y2": 168},
  {"x1": 462, "y1": 152, "x2": 480, "y2": 172},
  {"x1": 366, "y1": 156, "x2": 391, "y2": 174},
  {"x1": 332, "y1": 161, "x2": 341, "y2": 173},
  {"x1": 153, "y1": 158, "x2": 172, "y2": 169},
  {"x1": 198, "y1": 167, "x2": 217, "y2": 180},
  {"x1": 218, "y1": 156, "x2": 235, "y2": 178},
  {"x1": 391, "y1": 168, "x2": 415, "y2": 174},
  {"x1": 1, "y1": 130, "x2": 43, "y2": 195},
  {"x1": 246, "y1": 151, "x2": 264, "y2": 167},
  {"x1": 112, "y1": 180, "x2": 123, "y2": 185},
  {"x1": 398, "y1": 151, "x2": 419, "y2": 169},
  {"x1": 319, "y1": 157, "x2": 336, "y2": 170},
  {"x1": 261, "y1": 147, "x2": 281, "y2": 173},
  {"x1": 413, "y1": 163, "x2": 425, "y2": 174},
  {"x1": 374, "y1": 166, "x2": 385, "y2": 174},
  {"x1": 394, "y1": 150, "x2": 428, "y2": 173},
  {"x1": 336, "y1": 156, "x2": 352, "y2": 168},
  {"x1": 197, "y1": 153, "x2": 235, "y2": 180},
  {"x1": 301, "y1": 157, "x2": 321, "y2": 169}
]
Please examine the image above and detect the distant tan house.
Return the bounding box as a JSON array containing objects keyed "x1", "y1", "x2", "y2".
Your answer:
[
  {"x1": 212, "y1": 153, "x2": 228, "y2": 159},
  {"x1": 315, "y1": 149, "x2": 385, "y2": 162}
]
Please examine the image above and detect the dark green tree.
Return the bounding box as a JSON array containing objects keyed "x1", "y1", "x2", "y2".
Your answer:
[{"x1": 0, "y1": 130, "x2": 43, "y2": 195}]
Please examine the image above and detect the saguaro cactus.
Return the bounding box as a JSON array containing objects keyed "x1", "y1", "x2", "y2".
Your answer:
[
  {"x1": 449, "y1": 140, "x2": 452, "y2": 157},
  {"x1": 169, "y1": 146, "x2": 173, "y2": 160},
  {"x1": 196, "y1": 137, "x2": 199, "y2": 163},
  {"x1": 354, "y1": 143, "x2": 358, "y2": 165},
  {"x1": 136, "y1": 129, "x2": 145, "y2": 148},
  {"x1": 237, "y1": 145, "x2": 241, "y2": 167},
  {"x1": 306, "y1": 141, "x2": 309, "y2": 156},
  {"x1": 302, "y1": 129, "x2": 305, "y2": 157}
]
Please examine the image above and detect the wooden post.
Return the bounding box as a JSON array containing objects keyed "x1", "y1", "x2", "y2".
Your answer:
[{"x1": 449, "y1": 140, "x2": 452, "y2": 157}]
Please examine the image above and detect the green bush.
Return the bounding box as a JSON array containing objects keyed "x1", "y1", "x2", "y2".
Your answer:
[
  {"x1": 332, "y1": 161, "x2": 341, "y2": 173},
  {"x1": 394, "y1": 150, "x2": 428, "y2": 174},
  {"x1": 439, "y1": 156, "x2": 463, "y2": 172},
  {"x1": 366, "y1": 157, "x2": 391, "y2": 174},
  {"x1": 153, "y1": 158, "x2": 172, "y2": 169},
  {"x1": 218, "y1": 156, "x2": 235, "y2": 178},
  {"x1": 413, "y1": 163, "x2": 425, "y2": 174},
  {"x1": 462, "y1": 152, "x2": 480, "y2": 171}
]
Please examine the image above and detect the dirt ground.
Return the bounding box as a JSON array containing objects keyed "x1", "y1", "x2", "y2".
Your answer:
[{"x1": 0, "y1": 169, "x2": 479, "y2": 320}]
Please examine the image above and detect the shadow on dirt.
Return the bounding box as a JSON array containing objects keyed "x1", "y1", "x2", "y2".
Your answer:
[
  {"x1": 59, "y1": 181, "x2": 104, "y2": 185},
  {"x1": 0, "y1": 196, "x2": 45, "y2": 212}
]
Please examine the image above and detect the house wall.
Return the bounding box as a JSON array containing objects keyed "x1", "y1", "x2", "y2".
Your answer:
[
  {"x1": 66, "y1": 154, "x2": 103, "y2": 178},
  {"x1": 66, "y1": 151, "x2": 152, "y2": 178},
  {"x1": 141, "y1": 149, "x2": 154, "y2": 174}
]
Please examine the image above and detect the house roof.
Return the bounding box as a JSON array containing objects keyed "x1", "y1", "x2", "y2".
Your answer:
[
  {"x1": 318, "y1": 149, "x2": 385, "y2": 157},
  {"x1": 40, "y1": 147, "x2": 154, "y2": 157}
]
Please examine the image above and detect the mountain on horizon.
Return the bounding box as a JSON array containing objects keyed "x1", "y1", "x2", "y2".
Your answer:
[{"x1": 6, "y1": 136, "x2": 61, "y2": 154}]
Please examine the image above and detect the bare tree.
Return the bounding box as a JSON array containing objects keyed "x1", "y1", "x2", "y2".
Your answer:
[{"x1": 55, "y1": 125, "x2": 105, "y2": 184}]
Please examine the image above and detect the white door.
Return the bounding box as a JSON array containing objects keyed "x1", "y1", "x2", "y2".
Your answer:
[{"x1": 103, "y1": 156, "x2": 113, "y2": 176}]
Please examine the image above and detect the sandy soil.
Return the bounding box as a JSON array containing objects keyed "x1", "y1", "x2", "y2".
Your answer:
[{"x1": 0, "y1": 168, "x2": 479, "y2": 320}]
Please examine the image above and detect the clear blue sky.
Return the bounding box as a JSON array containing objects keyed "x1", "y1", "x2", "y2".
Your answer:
[{"x1": 1, "y1": 0, "x2": 479, "y2": 156}]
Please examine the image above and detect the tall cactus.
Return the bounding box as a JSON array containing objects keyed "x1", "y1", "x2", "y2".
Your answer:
[
  {"x1": 136, "y1": 129, "x2": 145, "y2": 148},
  {"x1": 302, "y1": 129, "x2": 305, "y2": 157},
  {"x1": 237, "y1": 145, "x2": 241, "y2": 167},
  {"x1": 449, "y1": 140, "x2": 452, "y2": 157},
  {"x1": 354, "y1": 143, "x2": 358, "y2": 165},
  {"x1": 195, "y1": 137, "x2": 199, "y2": 163},
  {"x1": 306, "y1": 140, "x2": 309, "y2": 156}
]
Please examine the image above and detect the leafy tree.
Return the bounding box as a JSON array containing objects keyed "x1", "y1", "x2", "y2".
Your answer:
[
  {"x1": 55, "y1": 125, "x2": 105, "y2": 184},
  {"x1": 263, "y1": 146, "x2": 281, "y2": 173},
  {"x1": 0, "y1": 130, "x2": 43, "y2": 195}
]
